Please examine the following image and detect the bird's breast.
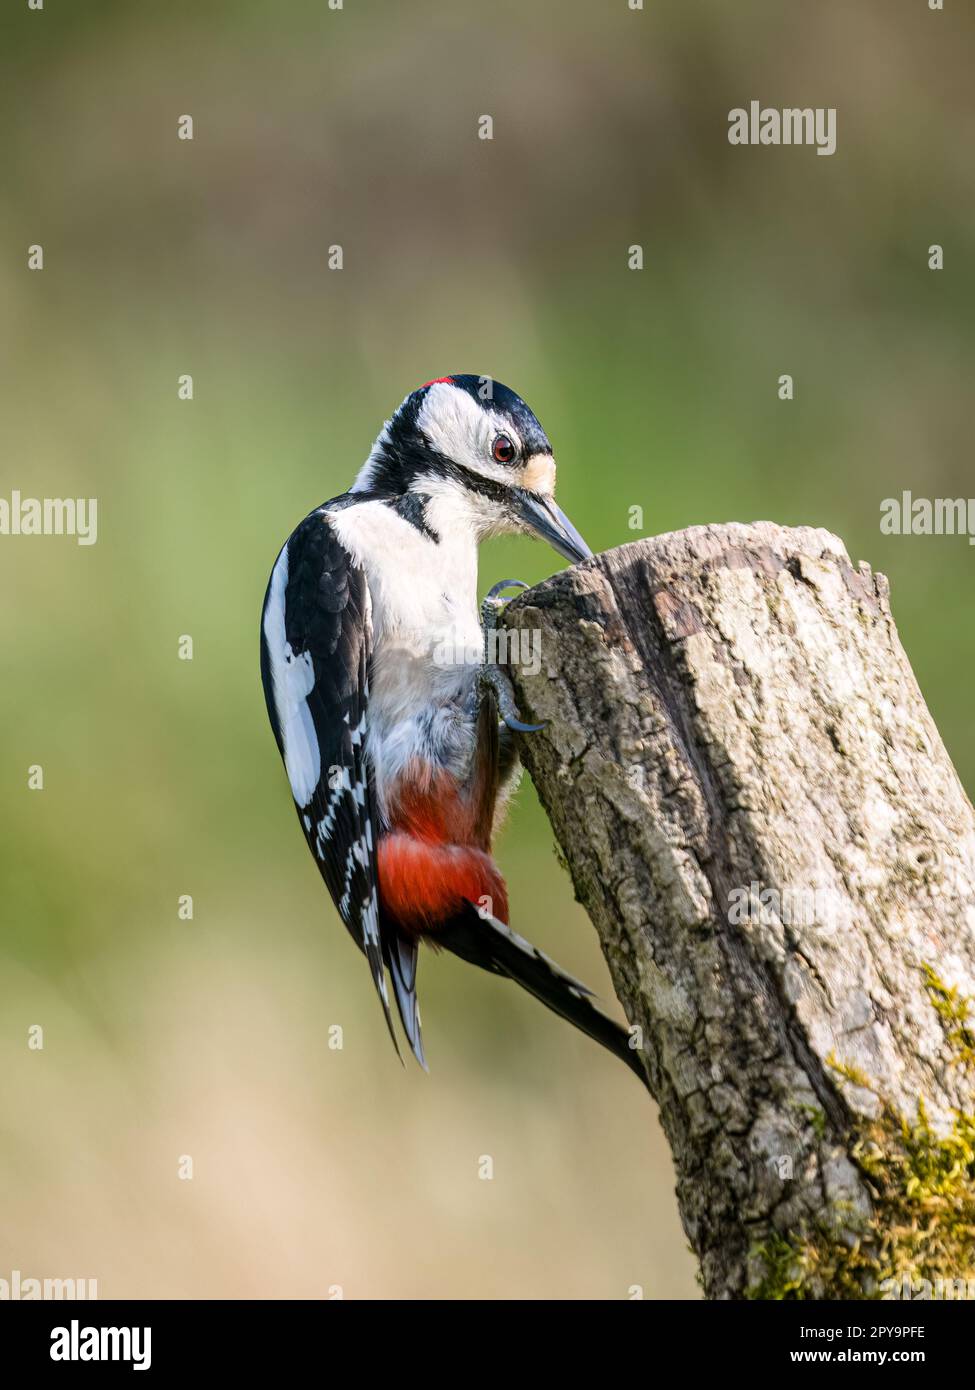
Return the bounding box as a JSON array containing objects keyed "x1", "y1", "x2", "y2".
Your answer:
[{"x1": 366, "y1": 625, "x2": 483, "y2": 820}]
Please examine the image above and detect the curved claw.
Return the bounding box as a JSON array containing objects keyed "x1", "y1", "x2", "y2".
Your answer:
[
  {"x1": 502, "y1": 714, "x2": 547, "y2": 734},
  {"x1": 480, "y1": 663, "x2": 546, "y2": 734},
  {"x1": 485, "y1": 578, "x2": 529, "y2": 603}
]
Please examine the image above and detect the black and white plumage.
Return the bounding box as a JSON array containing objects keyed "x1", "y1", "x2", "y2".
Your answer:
[
  {"x1": 260, "y1": 376, "x2": 648, "y2": 1088},
  {"x1": 260, "y1": 512, "x2": 413, "y2": 1055}
]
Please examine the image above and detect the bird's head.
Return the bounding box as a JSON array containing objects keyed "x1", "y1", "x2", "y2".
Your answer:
[{"x1": 353, "y1": 375, "x2": 592, "y2": 563}]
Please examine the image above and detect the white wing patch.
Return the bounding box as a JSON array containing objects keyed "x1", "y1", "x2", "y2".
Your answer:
[{"x1": 263, "y1": 545, "x2": 322, "y2": 806}]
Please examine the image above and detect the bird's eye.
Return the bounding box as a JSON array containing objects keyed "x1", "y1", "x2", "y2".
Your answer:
[{"x1": 492, "y1": 434, "x2": 516, "y2": 464}]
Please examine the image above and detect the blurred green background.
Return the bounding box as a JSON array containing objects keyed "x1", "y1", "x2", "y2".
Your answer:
[{"x1": 1, "y1": 0, "x2": 972, "y2": 1299}]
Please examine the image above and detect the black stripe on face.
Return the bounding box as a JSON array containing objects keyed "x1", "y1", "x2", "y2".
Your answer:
[
  {"x1": 424, "y1": 454, "x2": 516, "y2": 506},
  {"x1": 370, "y1": 379, "x2": 550, "y2": 506},
  {"x1": 366, "y1": 425, "x2": 518, "y2": 508}
]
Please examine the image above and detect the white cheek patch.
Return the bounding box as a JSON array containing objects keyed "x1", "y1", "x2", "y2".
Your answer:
[
  {"x1": 521, "y1": 453, "x2": 556, "y2": 496},
  {"x1": 417, "y1": 382, "x2": 518, "y2": 485}
]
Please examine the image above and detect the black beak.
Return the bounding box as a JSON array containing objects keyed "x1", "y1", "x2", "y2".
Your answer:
[{"x1": 514, "y1": 491, "x2": 593, "y2": 564}]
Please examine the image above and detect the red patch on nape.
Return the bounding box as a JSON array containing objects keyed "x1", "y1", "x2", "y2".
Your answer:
[{"x1": 420, "y1": 376, "x2": 454, "y2": 389}]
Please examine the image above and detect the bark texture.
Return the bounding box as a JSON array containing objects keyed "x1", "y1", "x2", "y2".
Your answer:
[{"x1": 502, "y1": 523, "x2": 975, "y2": 1299}]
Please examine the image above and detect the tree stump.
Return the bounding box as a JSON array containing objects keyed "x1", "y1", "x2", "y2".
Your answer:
[{"x1": 502, "y1": 522, "x2": 975, "y2": 1300}]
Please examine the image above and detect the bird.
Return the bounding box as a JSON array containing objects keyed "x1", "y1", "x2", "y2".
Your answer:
[{"x1": 260, "y1": 375, "x2": 647, "y2": 1088}]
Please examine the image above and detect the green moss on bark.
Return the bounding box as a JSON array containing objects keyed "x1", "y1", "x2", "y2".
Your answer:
[
  {"x1": 749, "y1": 1099, "x2": 975, "y2": 1299},
  {"x1": 923, "y1": 965, "x2": 975, "y2": 1069},
  {"x1": 748, "y1": 968, "x2": 975, "y2": 1300}
]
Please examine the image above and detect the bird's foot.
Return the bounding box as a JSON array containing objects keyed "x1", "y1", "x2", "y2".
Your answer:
[{"x1": 479, "y1": 579, "x2": 546, "y2": 734}]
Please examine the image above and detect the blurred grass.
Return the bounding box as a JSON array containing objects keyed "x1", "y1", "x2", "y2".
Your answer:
[{"x1": 1, "y1": 0, "x2": 972, "y2": 1298}]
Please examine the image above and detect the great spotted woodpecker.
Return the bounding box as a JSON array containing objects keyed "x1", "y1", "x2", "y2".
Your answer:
[{"x1": 260, "y1": 376, "x2": 646, "y2": 1086}]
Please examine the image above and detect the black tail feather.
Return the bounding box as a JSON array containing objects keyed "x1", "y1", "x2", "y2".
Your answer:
[
  {"x1": 438, "y1": 903, "x2": 650, "y2": 1090},
  {"x1": 384, "y1": 931, "x2": 427, "y2": 1070}
]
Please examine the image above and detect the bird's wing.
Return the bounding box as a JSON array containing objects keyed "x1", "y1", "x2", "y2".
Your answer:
[{"x1": 260, "y1": 506, "x2": 423, "y2": 1066}]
